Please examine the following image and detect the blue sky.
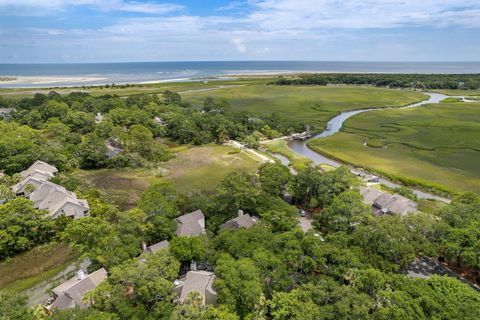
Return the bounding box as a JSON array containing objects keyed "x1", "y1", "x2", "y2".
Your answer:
[{"x1": 0, "y1": 0, "x2": 479, "y2": 63}]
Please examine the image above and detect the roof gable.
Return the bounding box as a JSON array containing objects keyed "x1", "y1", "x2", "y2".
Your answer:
[{"x1": 176, "y1": 210, "x2": 205, "y2": 236}]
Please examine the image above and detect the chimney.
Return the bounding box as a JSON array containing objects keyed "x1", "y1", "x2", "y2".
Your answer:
[
  {"x1": 141, "y1": 241, "x2": 147, "y2": 252},
  {"x1": 238, "y1": 209, "x2": 244, "y2": 217},
  {"x1": 190, "y1": 260, "x2": 197, "y2": 271},
  {"x1": 77, "y1": 270, "x2": 86, "y2": 280}
]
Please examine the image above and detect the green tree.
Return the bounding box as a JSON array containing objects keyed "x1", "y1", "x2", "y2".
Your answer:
[
  {"x1": 170, "y1": 236, "x2": 206, "y2": 264},
  {"x1": 164, "y1": 90, "x2": 182, "y2": 105},
  {"x1": 77, "y1": 133, "x2": 108, "y2": 168},
  {"x1": 314, "y1": 190, "x2": 370, "y2": 234},
  {"x1": 138, "y1": 182, "x2": 179, "y2": 218},
  {"x1": 213, "y1": 172, "x2": 258, "y2": 215},
  {"x1": 0, "y1": 198, "x2": 55, "y2": 258},
  {"x1": 65, "y1": 111, "x2": 96, "y2": 134},
  {"x1": 0, "y1": 291, "x2": 35, "y2": 320},
  {"x1": 214, "y1": 254, "x2": 264, "y2": 318},
  {"x1": 62, "y1": 210, "x2": 145, "y2": 269},
  {"x1": 258, "y1": 162, "x2": 291, "y2": 197},
  {"x1": 91, "y1": 251, "x2": 180, "y2": 319}
]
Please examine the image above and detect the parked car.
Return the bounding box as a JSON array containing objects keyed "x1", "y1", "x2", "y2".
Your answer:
[{"x1": 299, "y1": 209, "x2": 307, "y2": 217}]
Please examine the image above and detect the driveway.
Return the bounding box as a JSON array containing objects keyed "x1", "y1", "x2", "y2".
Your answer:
[
  {"x1": 298, "y1": 216, "x2": 313, "y2": 232},
  {"x1": 26, "y1": 259, "x2": 90, "y2": 306}
]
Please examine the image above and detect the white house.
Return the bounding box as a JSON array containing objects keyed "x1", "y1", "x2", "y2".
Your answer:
[{"x1": 11, "y1": 161, "x2": 89, "y2": 219}]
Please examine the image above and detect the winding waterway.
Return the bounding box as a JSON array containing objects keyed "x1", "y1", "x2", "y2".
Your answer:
[{"x1": 284, "y1": 92, "x2": 454, "y2": 202}]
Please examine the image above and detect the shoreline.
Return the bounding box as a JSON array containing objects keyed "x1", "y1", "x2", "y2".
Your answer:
[
  {"x1": 0, "y1": 75, "x2": 108, "y2": 86},
  {"x1": 2, "y1": 67, "x2": 480, "y2": 88}
]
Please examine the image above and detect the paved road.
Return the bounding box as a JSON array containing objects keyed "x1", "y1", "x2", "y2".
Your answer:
[
  {"x1": 405, "y1": 257, "x2": 480, "y2": 292},
  {"x1": 226, "y1": 140, "x2": 274, "y2": 163}
]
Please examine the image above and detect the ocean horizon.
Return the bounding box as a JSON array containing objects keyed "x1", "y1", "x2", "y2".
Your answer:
[{"x1": 1, "y1": 61, "x2": 480, "y2": 88}]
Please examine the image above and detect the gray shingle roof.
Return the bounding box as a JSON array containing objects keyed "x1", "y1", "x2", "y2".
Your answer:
[
  {"x1": 175, "y1": 271, "x2": 217, "y2": 305},
  {"x1": 359, "y1": 186, "x2": 383, "y2": 205},
  {"x1": 147, "y1": 240, "x2": 169, "y2": 253},
  {"x1": 50, "y1": 268, "x2": 107, "y2": 310},
  {"x1": 176, "y1": 210, "x2": 205, "y2": 236},
  {"x1": 219, "y1": 214, "x2": 258, "y2": 230},
  {"x1": 20, "y1": 160, "x2": 58, "y2": 178},
  {"x1": 360, "y1": 186, "x2": 417, "y2": 216}
]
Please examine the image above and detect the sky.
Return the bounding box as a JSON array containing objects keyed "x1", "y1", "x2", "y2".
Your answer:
[{"x1": 0, "y1": 0, "x2": 479, "y2": 63}]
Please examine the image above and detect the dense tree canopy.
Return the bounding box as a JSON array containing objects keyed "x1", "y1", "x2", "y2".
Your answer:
[{"x1": 273, "y1": 73, "x2": 480, "y2": 90}]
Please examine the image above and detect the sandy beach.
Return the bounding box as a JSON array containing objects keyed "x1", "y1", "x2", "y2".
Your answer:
[{"x1": 0, "y1": 76, "x2": 107, "y2": 85}]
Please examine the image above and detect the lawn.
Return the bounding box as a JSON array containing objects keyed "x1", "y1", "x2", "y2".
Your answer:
[
  {"x1": 308, "y1": 102, "x2": 480, "y2": 193},
  {"x1": 78, "y1": 144, "x2": 261, "y2": 209},
  {"x1": 181, "y1": 85, "x2": 428, "y2": 131},
  {"x1": 0, "y1": 243, "x2": 74, "y2": 293}
]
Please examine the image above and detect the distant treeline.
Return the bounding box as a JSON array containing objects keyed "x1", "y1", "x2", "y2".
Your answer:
[{"x1": 271, "y1": 73, "x2": 480, "y2": 90}]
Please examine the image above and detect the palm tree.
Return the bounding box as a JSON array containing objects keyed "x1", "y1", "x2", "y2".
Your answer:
[{"x1": 184, "y1": 290, "x2": 204, "y2": 308}]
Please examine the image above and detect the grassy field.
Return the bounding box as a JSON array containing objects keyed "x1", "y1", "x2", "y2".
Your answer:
[
  {"x1": 0, "y1": 78, "x2": 268, "y2": 99},
  {"x1": 182, "y1": 85, "x2": 428, "y2": 130},
  {"x1": 0, "y1": 243, "x2": 74, "y2": 293},
  {"x1": 432, "y1": 89, "x2": 480, "y2": 96},
  {"x1": 78, "y1": 144, "x2": 261, "y2": 209},
  {"x1": 262, "y1": 140, "x2": 312, "y2": 171},
  {"x1": 308, "y1": 102, "x2": 480, "y2": 193}
]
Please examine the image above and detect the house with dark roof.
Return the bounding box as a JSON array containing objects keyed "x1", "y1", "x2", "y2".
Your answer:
[
  {"x1": 174, "y1": 270, "x2": 217, "y2": 305},
  {"x1": 105, "y1": 142, "x2": 123, "y2": 159},
  {"x1": 142, "y1": 240, "x2": 169, "y2": 254},
  {"x1": 48, "y1": 268, "x2": 107, "y2": 311},
  {"x1": 176, "y1": 210, "x2": 206, "y2": 237},
  {"x1": 0, "y1": 108, "x2": 15, "y2": 119},
  {"x1": 360, "y1": 186, "x2": 417, "y2": 216},
  {"x1": 219, "y1": 210, "x2": 259, "y2": 230}
]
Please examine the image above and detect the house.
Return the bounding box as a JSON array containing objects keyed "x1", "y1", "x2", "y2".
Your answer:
[
  {"x1": 154, "y1": 116, "x2": 166, "y2": 126},
  {"x1": 37, "y1": 189, "x2": 90, "y2": 219},
  {"x1": 176, "y1": 210, "x2": 206, "y2": 237},
  {"x1": 13, "y1": 176, "x2": 46, "y2": 197},
  {"x1": 219, "y1": 210, "x2": 259, "y2": 230},
  {"x1": 142, "y1": 240, "x2": 169, "y2": 254},
  {"x1": 359, "y1": 186, "x2": 383, "y2": 206},
  {"x1": 48, "y1": 268, "x2": 107, "y2": 311},
  {"x1": 0, "y1": 108, "x2": 15, "y2": 119},
  {"x1": 105, "y1": 139, "x2": 123, "y2": 159},
  {"x1": 106, "y1": 143, "x2": 123, "y2": 159},
  {"x1": 372, "y1": 193, "x2": 417, "y2": 216},
  {"x1": 12, "y1": 161, "x2": 89, "y2": 219},
  {"x1": 20, "y1": 160, "x2": 58, "y2": 179},
  {"x1": 360, "y1": 186, "x2": 417, "y2": 216},
  {"x1": 29, "y1": 181, "x2": 72, "y2": 206},
  {"x1": 174, "y1": 271, "x2": 217, "y2": 305},
  {"x1": 95, "y1": 113, "x2": 104, "y2": 124}
]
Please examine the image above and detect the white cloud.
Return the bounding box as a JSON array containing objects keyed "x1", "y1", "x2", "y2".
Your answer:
[
  {"x1": 232, "y1": 38, "x2": 247, "y2": 53},
  {"x1": 0, "y1": 0, "x2": 183, "y2": 14},
  {"x1": 248, "y1": 0, "x2": 480, "y2": 29},
  {"x1": 1, "y1": 0, "x2": 480, "y2": 62}
]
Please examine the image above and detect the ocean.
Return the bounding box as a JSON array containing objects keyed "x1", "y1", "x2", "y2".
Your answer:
[{"x1": 1, "y1": 61, "x2": 479, "y2": 88}]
